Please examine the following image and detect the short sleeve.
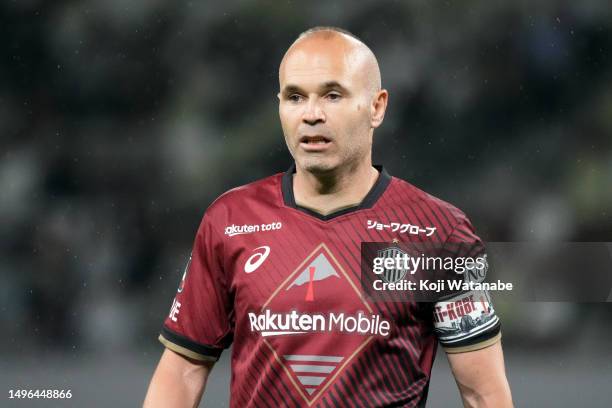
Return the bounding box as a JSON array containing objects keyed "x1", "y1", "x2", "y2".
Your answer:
[
  {"x1": 433, "y1": 217, "x2": 501, "y2": 354},
  {"x1": 158, "y1": 213, "x2": 233, "y2": 362}
]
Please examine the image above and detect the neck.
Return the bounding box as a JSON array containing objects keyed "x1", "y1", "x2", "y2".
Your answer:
[{"x1": 293, "y1": 160, "x2": 379, "y2": 216}]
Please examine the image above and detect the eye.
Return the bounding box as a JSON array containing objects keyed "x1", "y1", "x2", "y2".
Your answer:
[
  {"x1": 288, "y1": 94, "x2": 303, "y2": 103},
  {"x1": 326, "y1": 92, "x2": 342, "y2": 101}
]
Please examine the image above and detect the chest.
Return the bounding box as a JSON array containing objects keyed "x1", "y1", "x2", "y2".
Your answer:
[{"x1": 222, "y1": 216, "x2": 431, "y2": 332}]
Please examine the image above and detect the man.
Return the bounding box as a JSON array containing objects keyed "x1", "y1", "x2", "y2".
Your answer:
[{"x1": 144, "y1": 27, "x2": 513, "y2": 407}]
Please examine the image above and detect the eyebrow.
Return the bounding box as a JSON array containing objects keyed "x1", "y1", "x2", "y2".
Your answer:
[{"x1": 281, "y1": 81, "x2": 351, "y2": 97}]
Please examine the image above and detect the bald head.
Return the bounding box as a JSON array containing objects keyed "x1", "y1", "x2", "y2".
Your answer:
[{"x1": 279, "y1": 27, "x2": 382, "y2": 97}]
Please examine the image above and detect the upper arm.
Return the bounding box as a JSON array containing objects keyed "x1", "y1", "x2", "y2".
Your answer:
[
  {"x1": 159, "y1": 212, "x2": 233, "y2": 362},
  {"x1": 447, "y1": 340, "x2": 513, "y2": 408},
  {"x1": 434, "y1": 216, "x2": 501, "y2": 354}
]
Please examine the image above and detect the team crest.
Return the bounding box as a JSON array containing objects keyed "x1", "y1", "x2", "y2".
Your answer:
[{"x1": 377, "y1": 246, "x2": 409, "y2": 283}]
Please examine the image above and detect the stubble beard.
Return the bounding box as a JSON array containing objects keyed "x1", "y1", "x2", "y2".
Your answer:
[{"x1": 298, "y1": 141, "x2": 367, "y2": 177}]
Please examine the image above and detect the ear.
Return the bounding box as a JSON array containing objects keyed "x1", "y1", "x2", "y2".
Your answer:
[{"x1": 370, "y1": 89, "x2": 388, "y2": 129}]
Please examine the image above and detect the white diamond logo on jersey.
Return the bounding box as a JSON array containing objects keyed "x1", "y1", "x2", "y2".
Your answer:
[{"x1": 252, "y1": 243, "x2": 388, "y2": 406}]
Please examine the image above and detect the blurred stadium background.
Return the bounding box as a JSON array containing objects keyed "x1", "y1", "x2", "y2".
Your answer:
[{"x1": 1, "y1": 0, "x2": 611, "y2": 406}]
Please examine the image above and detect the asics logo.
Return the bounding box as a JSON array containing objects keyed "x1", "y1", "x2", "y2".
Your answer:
[{"x1": 244, "y1": 246, "x2": 271, "y2": 273}]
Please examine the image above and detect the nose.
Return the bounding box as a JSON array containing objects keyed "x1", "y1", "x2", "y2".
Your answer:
[{"x1": 302, "y1": 97, "x2": 325, "y2": 125}]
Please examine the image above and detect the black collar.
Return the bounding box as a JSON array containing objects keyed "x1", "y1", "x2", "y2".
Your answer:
[{"x1": 281, "y1": 164, "x2": 391, "y2": 221}]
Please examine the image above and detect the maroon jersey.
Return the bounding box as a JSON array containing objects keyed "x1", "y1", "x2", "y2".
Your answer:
[{"x1": 159, "y1": 166, "x2": 501, "y2": 407}]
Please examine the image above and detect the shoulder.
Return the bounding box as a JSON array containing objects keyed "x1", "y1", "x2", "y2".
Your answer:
[
  {"x1": 202, "y1": 171, "x2": 284, "y2": 221},
  {"x1": 387, "y1": 176, "x2": 471, "y2": 229}
]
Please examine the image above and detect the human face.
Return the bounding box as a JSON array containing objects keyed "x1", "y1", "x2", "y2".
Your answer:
[{"x1": 278, "y1": 37, "x2": 377, "y2": 175}]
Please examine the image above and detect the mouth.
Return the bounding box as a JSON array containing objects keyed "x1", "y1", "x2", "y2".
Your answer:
[{"x1": 299, "y1": 135, "x2": 331, "y2": 145}]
